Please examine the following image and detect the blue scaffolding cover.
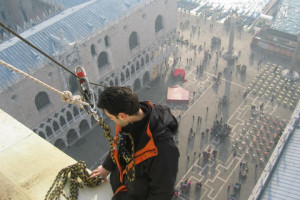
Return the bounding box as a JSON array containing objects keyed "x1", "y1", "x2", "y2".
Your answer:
[{"x1": 260, "y1": 126, "x2": 300, "y2": 200}]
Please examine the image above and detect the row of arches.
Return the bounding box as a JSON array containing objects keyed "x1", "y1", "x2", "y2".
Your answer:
[
  {"x1": 97, "y1": 48, "x2": 153, "y2": 92},
  {"x1": 94, "y1": 39, "x2": 149, "y2": 72},
  {"x1": 34, "y1": 49, "x2": 153, "y2": 113},
  {"x1": 35, "y1": 104, "x2": 93, "y2": 140},
  {"x1": 53, "y1": 117, "x2": 96, "y2": 150}
]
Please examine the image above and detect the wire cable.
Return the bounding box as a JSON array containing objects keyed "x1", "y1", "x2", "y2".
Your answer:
[{"x1": 0, "y1": 21, "x2": 105, "y2": 88}]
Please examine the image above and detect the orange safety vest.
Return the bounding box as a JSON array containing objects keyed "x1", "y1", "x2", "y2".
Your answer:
[{"x1": 112, "y1": 101, "x2": 158, "y2": 197}]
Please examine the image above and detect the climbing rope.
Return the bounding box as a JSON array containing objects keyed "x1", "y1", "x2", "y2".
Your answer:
[
  {"x1": 44, "y1": 161, "x2": 103, "y2": 200},
  {"x1": 119, "y1": 132, "x2": 135, "y2": 182}
]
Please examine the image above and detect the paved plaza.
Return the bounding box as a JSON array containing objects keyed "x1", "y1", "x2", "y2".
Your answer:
[
  {"x1": 166, "y1": 12, "x2": 298, "y2": 200},
  {"x1": 65, "y1": 11, "x2": 299, "y2": 200}
]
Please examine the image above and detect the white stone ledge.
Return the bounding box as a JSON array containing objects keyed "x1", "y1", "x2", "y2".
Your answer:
[{"x1": 0, "y1": 109, "x2": 113, "y2": 200}]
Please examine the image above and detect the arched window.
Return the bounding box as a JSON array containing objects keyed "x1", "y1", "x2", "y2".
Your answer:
[
  {"x1": 141, "y1": 58, "x2": 145, "y2": 68},
  {"x1": 131, "y1": 65, "x2": 135, "y2": 74},
  {"x1": 54, "y1": 139, "x2": 66, "y2": 150},
  {"x1": 146, "y1": 54, "x2": 149, "y2": 64},
  {"x1": 67, "y1": 129, "x2": 78, "y2": 145},
  {"x1": 136, "y1": 61, "x2": 140, "y2": 71},
  {"x1": 69, "y1": 76, "x2": 78, "y2": 94},
  {"x1": 115, "y1": 77, "x2": 119, "y2": 86},
  {"x1": 143, "y1": 71, "x2": 150, "y2": 85},
  {"x1": 35, "y1": 91, "x2": 50, "y2": 111},
  {"x1": 67, "y1": 111, "x2": 73, "y2": 122},
  {"x1": 121, "y1": 72, "x2": 125, "y2": 83},
  {"x1": 133, "y1": 78, "x2": 141, "y2": 91},
  {"x1": 104, "y1": 35, "x2": 110, "y2": 47},
  {"x1": 60, "y1": 116, "x2": 66, "y2": 127},
  {"x1": 155, "y1": 15, "x2": 164, "y2": 33},
  {"x1": 109, "y1": 80, "x2": 114, "y2": 86},
  {"x1": 91, "y1": 44, "x2": 96, "y2": 56},
  {"x1": 129, "y1": 31, "x2": 139, "y2": 50},
  {"x1": 38, "y1": 131, "x2": 46, "y2": 139},
  {"x1": 126, "y1": 68, "x2": 130, "y2": 79},
  {"x1": 98, "y1": 52, "x2": 109, "y2": 69},
  {"x1": 73, "y1": 107, "x2": 79, "y2": 117},
  {"x1": 45, "y1": 126, "x2": 53, "y2": 137},
  {"x1": 79, "y1": 119, "x2": 90, "y2": 135},
  {"x1": 53, "y1": 121, "x2": 60, "y2": 132}
]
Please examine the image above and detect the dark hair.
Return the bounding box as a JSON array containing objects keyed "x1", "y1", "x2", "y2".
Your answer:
[{"x1": 97, "y1": 86, "x2": 139, "y2": 116}]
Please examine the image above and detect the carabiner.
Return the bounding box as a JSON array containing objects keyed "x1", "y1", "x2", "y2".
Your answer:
[{"x1": 75, "y1": 66, "x2": 96, "y2": 110}]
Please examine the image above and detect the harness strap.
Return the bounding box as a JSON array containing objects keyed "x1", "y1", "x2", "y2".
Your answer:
[{"x1": 113, "y1": 185, "x2": 128, "y2": 198}]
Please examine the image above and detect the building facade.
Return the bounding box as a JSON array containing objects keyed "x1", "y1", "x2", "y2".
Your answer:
[
  {"x1": 0, "y1": 0, "x2": 178, "y2": 150},
  {"x1": 0, "y1": 0, "x2": 61, "y2": 41}
]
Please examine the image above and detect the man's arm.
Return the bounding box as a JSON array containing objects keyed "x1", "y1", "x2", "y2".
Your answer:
[
  {"x1": 90, "y1": 165, "x2": 110, "y2": 182},
  {"x1": 90, "y1": 153, "x2": 115, "y2": 180}
]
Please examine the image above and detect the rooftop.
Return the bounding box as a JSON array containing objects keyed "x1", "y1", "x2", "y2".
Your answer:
[
  {"x1": 260, "y1": 122, "x2": 300, "y2": 199},
  {"x1": 0, "y1": 0, "x2": 147, "y2": 93}
]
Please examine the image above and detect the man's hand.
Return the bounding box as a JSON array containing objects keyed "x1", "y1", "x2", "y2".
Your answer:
[{"x1": 90, "y1": 165, "x2": 110, "y2": 182}]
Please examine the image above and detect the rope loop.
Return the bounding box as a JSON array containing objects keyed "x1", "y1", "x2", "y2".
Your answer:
[
  {"x1": 44, "y1": 161, "x2": 103, "y2": 200},
  {"x1": 61, "y1": 91, "x2": 86, "y2": 108}
]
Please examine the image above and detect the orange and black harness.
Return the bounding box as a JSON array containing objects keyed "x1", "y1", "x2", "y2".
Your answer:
[{"x1": 112, "y1": 101, "x2": 158, "y2": 197}]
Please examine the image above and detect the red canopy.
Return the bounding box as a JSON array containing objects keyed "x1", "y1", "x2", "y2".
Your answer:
[
  {"x1": 167, "y1": 87, "x2": 189, "y2": 103},
  {"x1": 173, "y1": 69, "x2": 185, "y2": 80}
]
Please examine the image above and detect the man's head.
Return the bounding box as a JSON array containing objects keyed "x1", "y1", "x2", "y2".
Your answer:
[{"x1": 97, "y1": 86, "x2": 140, "y2": 125}]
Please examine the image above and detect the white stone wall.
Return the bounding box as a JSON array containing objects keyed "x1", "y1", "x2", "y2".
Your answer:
[{"x1": 0, "y1": 108, "x2": 113, "y2": 200}]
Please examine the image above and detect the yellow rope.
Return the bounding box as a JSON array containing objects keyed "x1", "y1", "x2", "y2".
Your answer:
[{"x1": 44, "y1": 161, "x2": 103, "y2": 200}]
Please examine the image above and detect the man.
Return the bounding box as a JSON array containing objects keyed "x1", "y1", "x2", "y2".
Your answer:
[{"x1": 90, "y1": 86, "x2": 180, "y2": 200}]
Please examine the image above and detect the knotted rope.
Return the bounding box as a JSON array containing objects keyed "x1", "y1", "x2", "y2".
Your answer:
[{"x1": 44, "y1": 161, "x2": 103, "y2": 200}]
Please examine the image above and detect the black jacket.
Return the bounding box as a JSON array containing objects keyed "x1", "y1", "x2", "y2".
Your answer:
[{"x1": 103, "y1": 102, "x2": 180, "y2": 200}]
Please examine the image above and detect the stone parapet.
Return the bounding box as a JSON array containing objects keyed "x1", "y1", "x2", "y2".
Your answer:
[{"x1": 0, "y1": 109, "x2": 112, "y2": 200}]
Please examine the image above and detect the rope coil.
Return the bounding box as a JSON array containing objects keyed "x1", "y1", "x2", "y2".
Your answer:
[{"x1": 44, "y1": 161, "x2": 103, "y2": 200}]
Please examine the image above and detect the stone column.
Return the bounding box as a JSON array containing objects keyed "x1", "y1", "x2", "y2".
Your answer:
[
  {"x1": 227, "y1": 15, "x2": 237, "y2": 56},
  {"x1": 223, "y1": 14, "x2": 237, "y2": 63}
]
